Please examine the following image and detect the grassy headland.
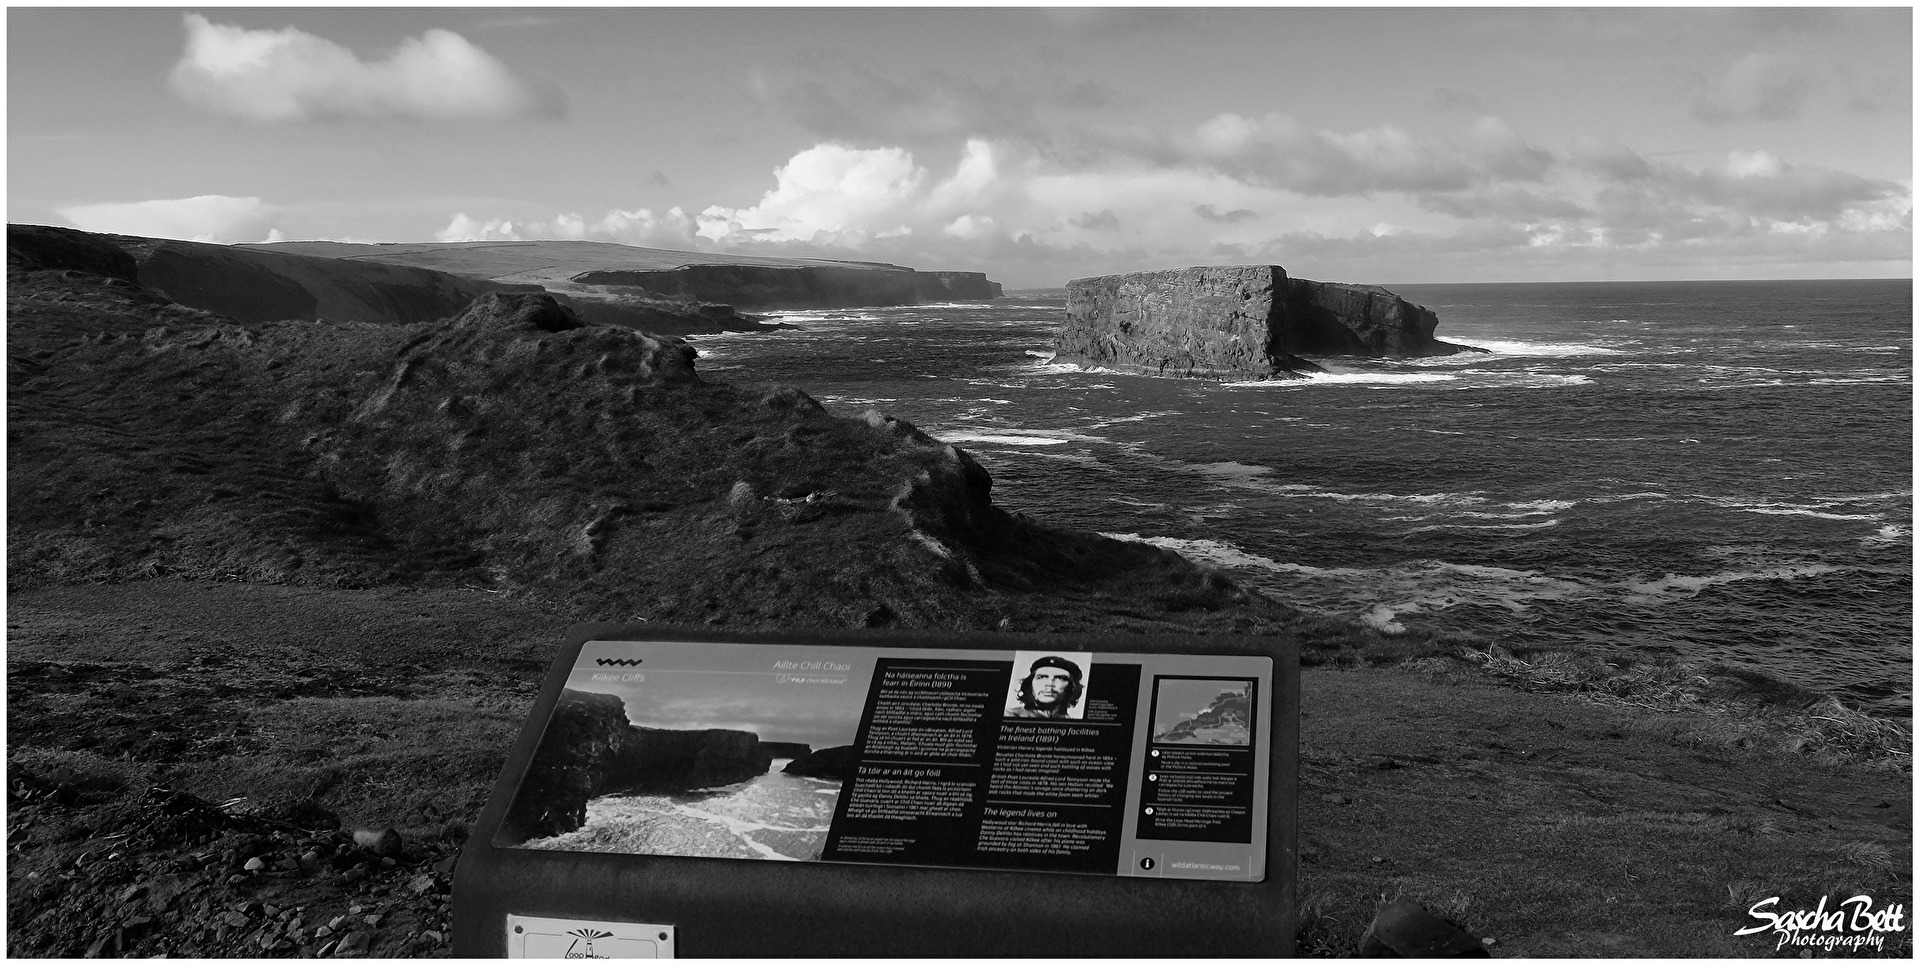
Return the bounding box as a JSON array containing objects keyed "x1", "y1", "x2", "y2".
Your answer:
[{"x1": 7, "y1": 227, "x2": 1908, "y2": 957}]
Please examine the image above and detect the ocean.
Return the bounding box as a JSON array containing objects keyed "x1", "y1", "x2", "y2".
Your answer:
[{"x1": 687, "y1": 279, "x2": 1913, "y2": 713}]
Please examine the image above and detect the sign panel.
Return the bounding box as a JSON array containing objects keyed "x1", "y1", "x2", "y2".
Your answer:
[{"x1": 494, "y1": 639, "x2": 1272, "y2": 882}]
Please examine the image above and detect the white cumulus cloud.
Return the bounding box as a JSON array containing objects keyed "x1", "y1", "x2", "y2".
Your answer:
[
  {"x1": 57, "y1": 195, "x2": 283, "y2": 243},
  {"x1": 437, "y1": 207, "x2": 700, "y2": 249},
  {"x1": 168, "y1": 13, "x2": 564, "y2": 122},
  {"x1": 696, "y1": 143, "x2": 934, "y2": 242}
]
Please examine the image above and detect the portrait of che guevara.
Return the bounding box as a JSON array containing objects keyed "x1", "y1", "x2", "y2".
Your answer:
[{"x1": 1004, "y1": 654, "x2": 1088, "y2": 719}]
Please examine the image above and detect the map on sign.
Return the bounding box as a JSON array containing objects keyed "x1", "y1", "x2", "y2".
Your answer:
[{"x1": 1151, "y1": 679, "x2": 1253, "y2": 746}]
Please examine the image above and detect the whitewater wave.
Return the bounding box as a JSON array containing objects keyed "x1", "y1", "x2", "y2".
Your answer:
[
  {"x1": 1449, "y1": 338, "x2": 1631, "y2": 358},
  {"x1": 1098, "y1": 532, "x2": 1866, "y2": 633},
  {"x1": 929, "y1": 425, "x2": 1109, "y2": 447},
  {"x1": 1862, "y1": 525, "x2": 1910, "y2": 547},
  {"x1": 1405, "y1": 519, "x2": 1561, "y2": 533},
  {"x1": 1621, "y1": 564, "x2": 1846, "y2": 603},
  {"x1": 1740, "y1": 507, "x2": 1885, "y2": 521}
]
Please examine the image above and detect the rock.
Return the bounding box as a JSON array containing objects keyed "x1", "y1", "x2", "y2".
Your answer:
[
  {"x1": 913, "y1": 271, "x2": 1003, "y2": 302},
  {"x1": 242, "y1": 857, "x2": 265, "y2": 872},
  {"x1": 760, "y1": 741, "x2": 814, "y2": 760},
  {"x1": 257, "y1": 798, "x2": 341, "y2": 832},
  {"x1": 1052, "y1": 265, "x2": 1477, "y2": 379},
  {"x1": 782, "y1": 745, "x2": 858, "y2": 780},
  {"x1": 1358, "y1": 899, "x2": 1490, "y2": 958},
  {"x1": 1322, "y1": 793, "x2": 1350, "y2": 805},
  {"x1": 336, "y1": 930, "x2": 373, "y2": 958},
  {"x1": 500, "y1": 689, "x2": 774, "y2": 842},
  {"x1": 351, "y1": 828, "x2": 402, "y2": 857}
]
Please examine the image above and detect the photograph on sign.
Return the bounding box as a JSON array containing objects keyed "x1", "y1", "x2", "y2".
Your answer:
[
  {"x1": 1151, "y1": 678, "x2": 1255, "y2": 746},
  {"x1": 1002, "y1": 652, "x2": 1093, "y2": 720},
  {"x1": 508, "y1": 642, "x2": 865, "y2": 862}
]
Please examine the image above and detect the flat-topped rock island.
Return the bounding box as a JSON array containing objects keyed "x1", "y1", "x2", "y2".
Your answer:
[{"x1": 1053, "y1": 265, "x2": 1478, "y2": 379}]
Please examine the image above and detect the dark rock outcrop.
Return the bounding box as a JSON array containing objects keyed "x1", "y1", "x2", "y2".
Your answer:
[
  {"x1": 500, "y1": 689, "x2": 773, "y2": 842},
  {"x1": 761, "y1": 742, "x2": 814, "y2": 760},
  {"x1": 781, "y1": 745, "x2": 857, "y2": 780},
  {"x1": 1052, "y1": 265, "x2": 1476, "y2": 379},
  {"x1": 575, "y1": 263, "x2": 1000, "y2": 310},
  {"x1": 499, "y1": 690, "x2": 630, "y2": 842}
]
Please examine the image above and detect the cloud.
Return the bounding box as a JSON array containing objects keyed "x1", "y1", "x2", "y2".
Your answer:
[
  {"x1": 1193, "y1": 205, "x2": 1258, "y2": 224},
  {"x1": 1567, "y1": 136, "x2": 1656, "y2": 182},
  {"x1": 168, "y1": 13, "x2": 565, "y2": 122},
  {"x1": 437, "y1": 207, "x2": 700, "y2": 249},
  {"x1": 57, "y1": 195, "x2": 283, "y2": 243},
  {"x1": 755, "y1": 57, "x2": 1122, "y2": 151},
  {"x1": 1070, "y1": 210, "x2": 1120, "y2": 231},
  {"x1": 1033, "y1": 8, "x2": 1197, "y2": 41},
  {"x1": 1427, "y1": 88, "x2": 1493, "y2": 114},
  {"x1": 472, "y1": 15, "x2": 562, "y2": 31},
  {"x1": 695, "y1": 141, "x2": 990, "y2": 244},
  {"x1": 1689, "y1": 52, "x2": 1817, "y2": 123},
  {"x1": 1177, "y1": 113, "x2": 1553, "y2": 195}
]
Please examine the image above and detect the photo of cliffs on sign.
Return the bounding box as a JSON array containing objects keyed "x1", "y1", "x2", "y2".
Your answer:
[{"x1": 1153, "y1": 680, "x2": 1255, "y2": 746}]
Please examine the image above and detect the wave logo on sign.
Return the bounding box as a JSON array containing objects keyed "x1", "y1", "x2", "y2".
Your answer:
[
  {"x1": 1735, "y1": 895, "x2": 1906, "y2": 952},
  {"x1": 565, "y1": 928, "x2": 614, "y2": 958}
]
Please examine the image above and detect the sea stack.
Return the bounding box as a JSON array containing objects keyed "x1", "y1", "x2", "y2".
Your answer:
[{"x1": 1052, "y1": 265, "x2": 1475, "y2": 379}]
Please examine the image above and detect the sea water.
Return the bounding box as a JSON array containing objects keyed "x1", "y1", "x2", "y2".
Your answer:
[
  {"x1": 687, "y1": 280, "x2": 1913, "y2": 712},
  {"x1": 522, "y1": 762, "x2": 841, "y2": 860}
]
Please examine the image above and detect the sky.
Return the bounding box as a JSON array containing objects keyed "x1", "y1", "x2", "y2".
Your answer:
[{"x1": 9, "y1": 6, "x2": 1913, "y2": 288}]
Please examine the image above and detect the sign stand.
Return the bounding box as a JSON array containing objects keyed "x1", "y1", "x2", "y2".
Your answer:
[{"x1": 452, "y1": 625, "x2": 1297, "y2": 957}]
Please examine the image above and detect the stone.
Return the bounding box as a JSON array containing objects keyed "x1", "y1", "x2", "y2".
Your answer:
[
  {"x1": 1052, "y1": 265, "x2": 1477, "y2": 379},
  {"x1": 1358, "y1": 899, "x2": 1490, "y2": 958},
  {"x1": 336, "y1": 930, "x2": 373, "y2": 957},
  {"x1": 351, "y1": 828, "x2": 402, "y2": 857}
]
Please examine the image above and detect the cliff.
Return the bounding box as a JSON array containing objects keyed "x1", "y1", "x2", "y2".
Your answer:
[
  {"x1": 1052, "y1": 265, "x2": 1476, "y2": 379},
  {"x1": 760, "y1": 742, "x2": 814, "y2": 760},
  {"x1": 500, "y1": 689, "x2": 773, "y2": 841},
  {"x1": 781, "y1": 745, "x2": 857, "y2": 780},
  {"x1": 254, "y1": 238, "x2": 1003, "y2": 312},
  {"x1": 575, "y1": 264, "x2": 1001, "y2": 310},
  {"x1": 8, "y1": 226, "x2": 771, "y2": 337},
  {"x1": 913, "y1": 271, "x2": 1003, "y2": 302}
]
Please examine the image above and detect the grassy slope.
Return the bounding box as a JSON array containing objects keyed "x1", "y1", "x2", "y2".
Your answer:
[{"x1": 6, "y1": 240, "x2": 1910, "y2": 957}]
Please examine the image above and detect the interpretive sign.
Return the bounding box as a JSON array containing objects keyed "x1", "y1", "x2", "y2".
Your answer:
[{"x1": 453, "y1": 625, "x2": 1297, "y2": 957}]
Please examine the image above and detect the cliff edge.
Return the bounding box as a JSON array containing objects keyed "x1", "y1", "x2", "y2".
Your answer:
[{"x1": 1052, "y1": 265, "x2": 1477, "y2": 379}]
